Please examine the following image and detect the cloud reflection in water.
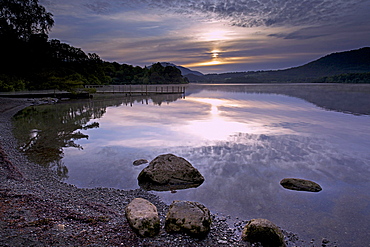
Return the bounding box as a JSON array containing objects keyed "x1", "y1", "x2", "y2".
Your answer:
[{"x1": 87, "y1": 94, "x2": 307, "y2": 149}]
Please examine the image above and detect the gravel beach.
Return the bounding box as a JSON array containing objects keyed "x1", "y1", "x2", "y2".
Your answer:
[{"x1": 0, "y1": 97, "x2": 330, "y2": 247}]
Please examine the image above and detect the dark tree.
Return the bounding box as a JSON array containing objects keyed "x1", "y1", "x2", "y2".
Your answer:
[
  {"x1": 0, "y1": 0, "x2": 54, "y2": 41},
  {"x1": 0, "y1": 0, "x2": 55, "y2": 90}
]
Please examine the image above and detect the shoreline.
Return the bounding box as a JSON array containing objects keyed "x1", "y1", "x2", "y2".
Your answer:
[{"x1": 0, "y1": 97, "x2": 324, "y2": 246}]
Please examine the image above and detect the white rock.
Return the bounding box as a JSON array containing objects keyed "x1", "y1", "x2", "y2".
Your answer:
[{"x1": 125, "y1": 198, "x2": 160, "y2": 237}]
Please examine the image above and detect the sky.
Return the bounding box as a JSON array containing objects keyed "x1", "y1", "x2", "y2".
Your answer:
[{"x1": 39, "y1": 0, "x2": 370, "y2": 74}]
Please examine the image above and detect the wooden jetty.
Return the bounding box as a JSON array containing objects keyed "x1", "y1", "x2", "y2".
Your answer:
[
  {"x1": 0, "y1": 85, "x2": 186, "y2": 99},
  {"x1": 86, "y1": 84, "x2": 186, "y2": 96}
]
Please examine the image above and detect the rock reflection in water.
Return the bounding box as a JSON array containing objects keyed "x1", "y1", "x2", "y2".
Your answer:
[{"x1": 138, "y1": 181, "x2": 203, "y2": 192}]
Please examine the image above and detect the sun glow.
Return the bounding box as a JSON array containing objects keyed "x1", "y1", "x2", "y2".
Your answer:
[
  {"x1": 183, "y1": 49, "x2": 224, "y2": 67},
  {"x1": 180, "y1": 23, "x2": 285, "y2": 70},
  {"x1": 203, "y1": 30, "x2": 230, "y2": 41},
  {"x1": 195, "y1": 60, "x2": 223, "y2": 66}
]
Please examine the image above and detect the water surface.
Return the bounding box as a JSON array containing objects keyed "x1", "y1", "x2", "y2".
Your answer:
[{"x1": 13, "y1": 84, "x2": 370, "y2": 246}]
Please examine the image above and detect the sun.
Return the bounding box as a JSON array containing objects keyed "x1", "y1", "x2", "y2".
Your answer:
[
  {"x1": 182, "y1": 49, "x2": 226, "y2": 67},
  {"x1": 211, "y1": 49, "x2": 221, "y2": 58}
]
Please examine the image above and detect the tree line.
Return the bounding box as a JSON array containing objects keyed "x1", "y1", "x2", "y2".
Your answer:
[
  {"x1": 317, "y1": 73, "x2": 370, "y2": 84},
  {"x1": 0, "y1": 0, "x2": 187, "y2": 92}
]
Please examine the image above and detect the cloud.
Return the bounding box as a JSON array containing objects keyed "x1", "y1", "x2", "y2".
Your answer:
[
  {"x1": 120, "y1": 0, "x2": 369, "y2": 28},
  {"x1": 84, "y1": 1, "x2": 111, "y2": 14},
  {"x1": 268, "y1": 27, "x2": 331, "y2": 40},
  {"x1": 54, "y1": 0, "x2": 368, "y2": 28}
]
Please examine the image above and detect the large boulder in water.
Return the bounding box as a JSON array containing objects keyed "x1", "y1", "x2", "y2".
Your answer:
[
  {"x1": 165, "y1": 200, "x2": 211, "y2": 238},
  {"x1": 242, "y1": 218, "x2": 286, "y2": 247},
  {"x1": 125, "y1": 198, "x2": 160, "y2": 237},
  {"x1": 137, "y1": 154, "x2": 204, "y2": 191},
  {"x1": 280, "y1": 178, "x2": 322, "y2": 192}
]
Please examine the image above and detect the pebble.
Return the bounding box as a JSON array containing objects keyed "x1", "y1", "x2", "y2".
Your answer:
[
  {"x1": 56, "y1": 224, "x2": 65, "y2": 231},
  {"x1": 322, "y1": 238, "x2": 330, "y2": 244}
]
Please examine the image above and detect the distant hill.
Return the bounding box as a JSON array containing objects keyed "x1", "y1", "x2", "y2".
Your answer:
[
  {"x1": 155, "y1": 62, "x2": 204, "y2": 77},
  {"x1": 190, "y1": 47, "x2": 370, "y2": 83}
]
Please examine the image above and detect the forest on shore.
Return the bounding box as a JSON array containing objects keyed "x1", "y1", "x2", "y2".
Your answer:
[{"x1": 0, "y1": 0, "x2": 188, "y2": 92}]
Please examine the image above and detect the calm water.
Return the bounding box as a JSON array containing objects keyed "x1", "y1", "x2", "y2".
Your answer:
[{"x1": 13, "y1": 84, "x2": 370, "y2": 246}]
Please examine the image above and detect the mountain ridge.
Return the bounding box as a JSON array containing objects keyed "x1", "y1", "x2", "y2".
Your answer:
[
  {"x1": 149, "y1": 62, "x2": 204, "y2": 77},
  {"x1": 187, "y1": 47, "x2": 370, "y2": 83}
]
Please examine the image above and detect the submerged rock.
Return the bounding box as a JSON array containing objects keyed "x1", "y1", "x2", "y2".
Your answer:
[
  {"x1": 280, "y1": 178, "x2": 322, "y2": 192},
  {"x1": 125, "y1": 198, "x2": 160, "y2": 237},
  {"x1": 133, "y1": 159, "x2": 148, "y2": 166},
  {"x1": 137, "y1": 154, "x2": 204, "y2": 191},
  {"x1": 242, "y1": 218, "x2": 286, "y2": 247},
  {"x1": 165, "y1": 200, "x2": 211, "y2": 238}
]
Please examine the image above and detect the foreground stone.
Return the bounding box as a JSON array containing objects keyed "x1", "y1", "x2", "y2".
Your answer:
[
  {"x1": 242, "y1": 218, "x2": 286, "y2": 247},
  {"x1": 165, "y1": 200, "x2": 211, "y2": 238},
  {"x1": 138, "y1": 154, "x2": 204, "y2": 191},
  {"x1": 125, "y1": 198, "x2": 160, "y2": 237},
  {"x1": 280, "y1": 178, "x2": 322, "y2": 192}
]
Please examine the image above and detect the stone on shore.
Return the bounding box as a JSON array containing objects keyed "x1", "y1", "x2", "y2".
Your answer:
[
  {"x1": 280, "y1": 178, "x2": 322, "y2": 192},
  {"x1": 137, "y1": 154, "x2": 204, "y2": 191},
  {"x1": 165, "y1": 200, "x2": 211, "y2": 238},
  {"x1": 125, "y1": 198, "x2": 160, "y2": 237},
  {"x1": 242, "y1": 218, "x2": 286, "y2": 247}
]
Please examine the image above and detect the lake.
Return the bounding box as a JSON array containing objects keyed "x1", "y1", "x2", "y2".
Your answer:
[{"x1": 13, "y1": 84, "x2": 370, "y2": 246}]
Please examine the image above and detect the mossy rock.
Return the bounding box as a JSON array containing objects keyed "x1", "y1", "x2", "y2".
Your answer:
[
  {"x1": 242, "y1": 218, "x2": 286, "y2": 247},
  {"x1": 138, "y1": 154, "x2": 204, "y2": 191},
  {"x1": 165, "y1": 200, "x2": 211, "y2": 238}
]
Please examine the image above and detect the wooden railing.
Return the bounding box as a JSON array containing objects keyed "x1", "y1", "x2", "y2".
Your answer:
[{"x1": 86, "y1": 85, "x2": 186, "y2": 95}]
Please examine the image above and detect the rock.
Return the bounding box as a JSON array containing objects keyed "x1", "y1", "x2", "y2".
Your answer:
[
  {"x1": 280, "y1": 178, "x2": 322, "y2": 192},
  {"x1": 165, "y1": 200, "x2": 211, "y2": 238},
  {"x1": 137, "y1": 154, "x2": 204, "y2": 191},
  {"x1": 242, "y1": 218, "x2": 286, "y2": 247},
  {"x1": 125, "y1": 198, "x2": 160, "y2": 237},
  {"x1": 56, "y1": 224, "x2": 65, "y2": 231},
  {"x1": 133, "y1": 159, "x2": 148, "y2": 166}
]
